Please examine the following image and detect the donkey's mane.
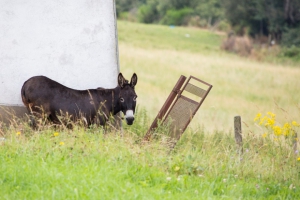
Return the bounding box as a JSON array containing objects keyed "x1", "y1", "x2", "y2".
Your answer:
[{"x1": 96, "y1": 86, "x2": 120, "y2": 95}]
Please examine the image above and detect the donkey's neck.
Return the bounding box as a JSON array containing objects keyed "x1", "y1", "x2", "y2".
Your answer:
[{"x1": 96, "y1": 86, "x2": 121, "y2": 115}]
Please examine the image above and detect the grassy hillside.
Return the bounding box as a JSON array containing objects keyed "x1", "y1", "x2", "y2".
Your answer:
[
  {"x1": 1, "y1": 21, "x2": 300, "y2": 199},
  {"x1": 117, "y1": 21, "x2": 222, "y2": 53},
  {"x1": 117, "y1": 21, "x2": 300, "y2": 133}
]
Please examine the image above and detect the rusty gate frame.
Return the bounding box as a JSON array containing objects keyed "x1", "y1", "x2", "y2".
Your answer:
[{"x1": 144, "y1": 75, "x2": 212, "y2": 142}]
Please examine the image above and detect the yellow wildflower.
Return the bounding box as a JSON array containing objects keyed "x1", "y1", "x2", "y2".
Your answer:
[
  {"x1": 267, "y1": 112, "x2": 275, "y2": 118},
  {"x1": 295, "y1": 138, "x2": 299, "y2": 141},
  {"x1": 297, "y1": 157, "x2": 300, "y2": 161},
  {"x1": 259, "y1": 116, "x2": 267, "y2": 125},
  {"x1": 265, "y1": 118, "x2": 275, "y2": 128},
  {"x1": 284, "y1": 122, "x2": 291, "y2": 129},
  {"x1": 174, "y1": 166, "x2": 180, "y2": 171},
  {"x1": 283, "y1": 123, "x2": 292, "y2": 136},
  {"x1": 262, "y1": 133, "x2": 267, "y2": 138},
  {"x1": 259, "y1": 112, "x2": 275, "y2": 128},
  {"x1": 53, "y1": 132, "x2": 59, "y2": 137},
  {"x1": 254, "y1": 113, "x2": 262, "y2": 122},
  {"x1": 59, "y1": 141, "x2": 65, "y2": 146},
  {"x1": 273, "y1": 126, "x2": 282, "y2": 136},
  {"x1": 16, "y1": 131, "x2": 21, "y2": 136},
  {"x1": 292, "y1": 121, "x2": 300, "y2": 127}
]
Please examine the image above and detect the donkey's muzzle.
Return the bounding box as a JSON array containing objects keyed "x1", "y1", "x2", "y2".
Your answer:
[
  {"x1": 126, "y1": 117, "x2": 134, "y2": 125},
  {"x1": 125, "y1": 110, "x2": 135, "y2": 125}
]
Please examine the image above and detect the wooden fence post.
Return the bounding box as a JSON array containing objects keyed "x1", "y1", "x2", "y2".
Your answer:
[
  {"x1": 293, "y1": 132, "x2": 298, "y2": 155},
  {"x1": 234, "y1": 116, "x2": 243, "y2": 155}
]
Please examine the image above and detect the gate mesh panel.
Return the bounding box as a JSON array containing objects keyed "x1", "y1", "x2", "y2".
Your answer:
[
  {"x1": 185, "y1": 83, "x2": 207, "y2": 98},
  {"x1": 167, "y1": 97, "x2": 198, "y2": 139}
]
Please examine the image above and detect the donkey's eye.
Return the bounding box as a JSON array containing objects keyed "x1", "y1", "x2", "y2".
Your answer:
[
  {"x1": 133, "y1": 96, "x2": 137, "y2": 101},
  {"x1": 120, "y1": 97, "x2": 125, "y2": 102}
]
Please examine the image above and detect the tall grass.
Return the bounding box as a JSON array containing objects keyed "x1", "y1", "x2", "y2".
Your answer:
[{"x1": 1, "y1": 112, "x2": 299, "y2": 199}]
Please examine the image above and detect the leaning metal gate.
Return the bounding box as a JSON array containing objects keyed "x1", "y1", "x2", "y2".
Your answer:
[{"x1": 144, "y1": 75, "x2": 213, "y2": 144}]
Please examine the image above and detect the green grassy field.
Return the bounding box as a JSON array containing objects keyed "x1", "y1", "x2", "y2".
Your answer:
[
  {"x1": 1, "y1": 21, "x2": 300, "y2": 199},
  {"x1": 118, "y1": 21, "x2": 300, "y2": 133}
]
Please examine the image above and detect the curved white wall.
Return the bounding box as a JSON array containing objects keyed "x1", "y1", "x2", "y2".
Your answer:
[{"x1": 0, "y1": 0, "x2": 119, "y2": 108}]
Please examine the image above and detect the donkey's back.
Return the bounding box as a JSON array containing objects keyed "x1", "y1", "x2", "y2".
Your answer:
[{"x1": 21, "y1": 76, "x2": 99, "y2": 124}]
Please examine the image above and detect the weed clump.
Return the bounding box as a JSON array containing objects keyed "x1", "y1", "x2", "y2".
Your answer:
[{"x1": 221, "y1": 33, "x2": 253, "y2": 56}]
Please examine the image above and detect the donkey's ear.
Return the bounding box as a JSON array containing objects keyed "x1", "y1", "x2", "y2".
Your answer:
[
  {"x1": 130, "y1": 73, "x2": 138, "y2": 88},
  {"x1": 118, "y1": 73, "x2": 125, "y2": 88}
]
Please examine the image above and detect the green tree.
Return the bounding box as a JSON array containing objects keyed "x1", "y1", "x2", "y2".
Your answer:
[
  {"x1": 138, "y1": 0, "x2": 160, "y2": 23},
  {"x1": 116, "y1": 0, "x2": 139, "y2": 17},
  {"x1": 194, "y1": 0, "x2": 224, "y2": 26},
  {"x1": 223, "y1": 0, "x2": 300, "y2": 46},
  {"x1": 160, "y1": 8, "x2": 194, "y2": 25}
]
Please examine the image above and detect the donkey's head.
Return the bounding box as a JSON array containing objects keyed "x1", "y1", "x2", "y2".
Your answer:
[{"x1": 118, "y1": 73, "x2": 138, "y2": 125}]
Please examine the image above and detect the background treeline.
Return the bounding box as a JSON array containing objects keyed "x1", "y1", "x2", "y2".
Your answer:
[{"x1": 116, "y1": 0, "x2": 300, "y2": 49}]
